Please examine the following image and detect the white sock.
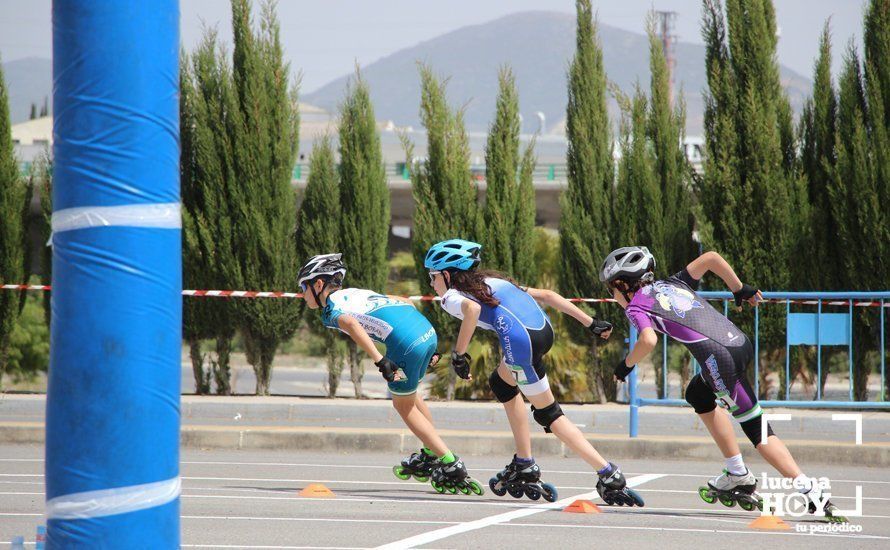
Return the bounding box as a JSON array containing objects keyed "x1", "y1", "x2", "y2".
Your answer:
[
  {"x1": 794, "y1": 473, "x2": 813, "y2": 494},
  {"x1": 725, "y1": 454, "x2": 746, "y2": 476}
]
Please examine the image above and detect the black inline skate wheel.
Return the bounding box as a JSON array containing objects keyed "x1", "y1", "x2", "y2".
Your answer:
[
  {"x1": 489, "y1": 477, "x2": 507, "y2": 497},
  {"x1": 718, "y1": 495, "x2": 735, "y2": 508},
  {"x1": 507, "y1": 485, "x2": 524, "y2": 499},
  {"x1": 739, "y1": 499, "x2": 756, "y2": 512},
  {"x1": 524, "y1": 485, "x2": 541, "y2": 501},
  {"x1": 541, "y1": 483, "x2": 558, "y2": 503},
  {"x1": 625, "y1": 488, "x2": 645, "y2": 507}
]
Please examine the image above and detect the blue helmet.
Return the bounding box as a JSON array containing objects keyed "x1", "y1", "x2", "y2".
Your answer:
[{"x1": 424, "y1": 239, "x2": 482, "y2": 271}]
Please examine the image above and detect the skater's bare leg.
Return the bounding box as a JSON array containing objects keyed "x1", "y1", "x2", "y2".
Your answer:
[
  {"x1": 699, "y1": 408, "x2": 742, "y2": 458},
  {"x1": 414, "y1": 392, "x2": 435, "y2": 424},
  {"x1": 757, "y1": 436, "x2": 803, "y2": 478},
  {"x1": 496, "y1": 363, "x2": 533, "y2": 457},
  {"x1": 392, "y1": 393, "x2": 448, "y2": 456},
  {"x1": 525, "y1": 389, "x2": 609, "y2": 470}
]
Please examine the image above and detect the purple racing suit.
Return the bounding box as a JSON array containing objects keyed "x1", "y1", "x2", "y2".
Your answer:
[{"x1": 624, "y1": 269, "x2": 762, "y2": 424}]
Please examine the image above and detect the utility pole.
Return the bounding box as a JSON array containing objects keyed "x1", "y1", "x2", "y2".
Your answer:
[{"x1": 656, "y1": 10, "x2": 678, "y2": 106}]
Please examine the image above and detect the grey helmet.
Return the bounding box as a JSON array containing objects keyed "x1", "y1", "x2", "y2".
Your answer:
[
  {"x1": 298, "y1": 253, "x2": 346, "y2": 287},
  {"x1": 599, "y1": 246, "x2": 656, "y2": 285}
]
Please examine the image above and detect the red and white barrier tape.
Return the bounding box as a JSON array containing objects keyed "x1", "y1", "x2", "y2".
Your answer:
[{"x1": 3, "y1": 284, "x2": 889, "y2": 308}]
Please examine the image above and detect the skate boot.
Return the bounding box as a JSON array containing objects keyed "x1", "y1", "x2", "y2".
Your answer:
[
  {"x1": 806, "y1": 488, "x2": 848, "y2": 523},
  {"x1": 393, "y1": 448, "x2": 437, "y2": 483},
  {"x1": 698, "y1": 469, "x2": 762, "y2": 512},
  {"x1": 488, "y1": 455, "x2": 558, "y2": 502},
  {"x1": 430, "y1": 455, "x2": 484, "y2": 496},
  {"x1": 596, "y1": 462, "x2": 644, "y2": 507}
]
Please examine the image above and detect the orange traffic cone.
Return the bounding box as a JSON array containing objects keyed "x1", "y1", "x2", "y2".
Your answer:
[
  {"x1": 748, "y1": 515, "x2": 790, "y2": 530},
  {"x1": 563, "y1": 499, "x2": 602, "y2": 514},
  {"x1": 299, "y1": 483, "x2": 336, "y2": 498}
]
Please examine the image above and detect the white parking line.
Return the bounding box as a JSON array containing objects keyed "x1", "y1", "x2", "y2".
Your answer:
[
  {"x1": 183, "y1": 515, "x2": 456, "y2": 526},
  {"x1": 373, "y1": 474, "x2": 665, "y2": 550},
  {"x1": 2, "y1": 458, "x2": 888, "y2": 486},
  {"x1": 182, "y1": 546, "x2": 365, "y2": 549}
]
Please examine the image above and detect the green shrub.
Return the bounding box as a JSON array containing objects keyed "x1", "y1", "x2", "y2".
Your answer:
[{"x1": 6, "y1": 293, "x2": 49, "y2": 383}]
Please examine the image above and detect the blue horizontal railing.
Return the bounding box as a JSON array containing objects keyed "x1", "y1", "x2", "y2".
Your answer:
[{"x1": 627, "y1": 291, "x2": 890, "y2": 437}]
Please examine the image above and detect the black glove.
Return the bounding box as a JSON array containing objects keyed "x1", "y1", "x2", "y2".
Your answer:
[
  {"x1": 588, "y1": 318, "x2": 613, "y2": 337},
  {"x1": 614, "y1": 357, "x2": 635, "y2": 382},
  {"x1": 451, "y1": 351, "x2": 472, "y2": 380},
  {"x1": 375, "y1": 357, "x2": 399, "y2": 383},
  {"x1": 733, "y1": 283, "x2": 759, "y2": 307}
]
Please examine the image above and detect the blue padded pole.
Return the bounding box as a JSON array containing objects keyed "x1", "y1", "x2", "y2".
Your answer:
[
  {"x1": 849, "y1": 301, "x2": 854, "y2": 401},
  {"x1": 817, "y1": 299, "x2": 822, "y2": 401},
  {"x1": 628, "y1": 326, "x2": 639, "y2": 437},
  {"x1": 785, "y1": 299, "x2": 791, "y2": 400},
  {"x1": 47, "y1": 1, "x2": 181, "y2": 547}
]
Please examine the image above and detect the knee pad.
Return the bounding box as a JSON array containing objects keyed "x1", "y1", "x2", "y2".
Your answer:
[
  {"x1": 685, "y1": 375, "x2": 718, "y2": 414},
  {"x1": 531, "y1": 401, "x2": 564, "y2": 433},
  {"x1": 741, "y1": 417, "x2": 775, "y2": 447},
  {"x1": 489, "y1": 370, "x2": 519, "y2": 403}
]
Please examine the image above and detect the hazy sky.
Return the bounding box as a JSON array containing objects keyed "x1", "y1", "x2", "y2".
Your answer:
[{"x1": 0, "y1": 1, "x2": 865, "y2": 92}]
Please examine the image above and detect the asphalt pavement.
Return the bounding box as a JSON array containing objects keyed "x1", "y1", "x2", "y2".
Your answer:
[{"x1": 1, "y1": 445, "x2": 888, "y2": 549}]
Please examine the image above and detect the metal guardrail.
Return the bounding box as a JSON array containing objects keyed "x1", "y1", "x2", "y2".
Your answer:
[
  {"x1": 289, "y1": 162, "x2": 570, "y2": 182},
  {"x1": 626, "y1": 291, "x2": 890, "y2": 438}
]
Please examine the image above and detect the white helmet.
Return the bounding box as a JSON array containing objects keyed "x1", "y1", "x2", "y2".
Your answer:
[
  {"x1": 599, "y1": 246, "x2": 656, "y2": 285},
  {"x1": 298, "y1": 253, "x2": 346, "y2": 288}
]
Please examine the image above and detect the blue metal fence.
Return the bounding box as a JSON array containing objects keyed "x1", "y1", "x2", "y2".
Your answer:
[{"x1": 627, "y1": 291, "x2": 890, "y2": 438}]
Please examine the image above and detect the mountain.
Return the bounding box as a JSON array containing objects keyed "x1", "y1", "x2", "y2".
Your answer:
[
  {"x1": 2, "y1": 57, "x2": 53, "y2": 124},
  {"x1": 304, "y1": 11, "x2": 812, "y2": 136}
]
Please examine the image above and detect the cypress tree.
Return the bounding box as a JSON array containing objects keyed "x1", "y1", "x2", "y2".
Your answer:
[
  {"x1": 338, "y1": 69, "x2": 389, "y2": 398},
  {"x1": 559, "y1": 0, "x2": 615, "y2": 403},
  {"x1": 0, "y1": 58, "x2": 30, "y2": 388},
  {"x1": 701, "y1": 0, "x2": 799, "y2": 394},
  {"x1": 181, "y1": 31, "x2": 244, "y2": 395},
  {"x1": 230, "y1": 0, "x2": 301, "y2": 395},
  {"x1": 614, "y1": 87, "x2": 663, "y2": 262},
  {"x1": 295, "y1": 136, "x2": 345, "y2": 396},
  {"x1": 700, "y1": 0, "x2": 741, "y2": 263},
  {"x1": 404, "y1": 63, "x2": 479, "y2": 399},
  {"x1": 863, "y1": 0, "x2": 890, "y2": 399},
  {"x1": 647, "y1": 16, "x2": 696, "y2": 274},
  {"x1": 831, "y1": 44, "x2": 877, "y2": 401},
  {"x1": 513, "y1": 136, "x2": 537, "y2": 285},
  {"x1": 180, "y1": 49, "x2": 210, "y2": 394},
  {"x1": 799, "y1": 22, "x2": 839, "y2": 292},
  {"x1": 483, "y1": 66, "x2": 519, "y2": 275},
  {"x1": 863, "y1": 0, "x2": 890, "y2": 278}
]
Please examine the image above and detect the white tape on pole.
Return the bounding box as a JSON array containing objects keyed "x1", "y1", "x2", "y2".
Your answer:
[{"x1": 46, "y1": 476, "x2": 181, "y2": 520}]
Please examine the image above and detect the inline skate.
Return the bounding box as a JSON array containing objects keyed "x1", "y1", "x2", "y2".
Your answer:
[
  {"x1": 488, "y1": 455, "x2": 558, "y2": 502},
  {"x1": 698, "y1": 469, "x2": 763, "y2": 512},
  {"x1": 392, "y1": 448, "x2": 437, "y2": 483},
  {"x1": 596, "y1": 462, "x2": 645, "y2": 507},
  {"x1": 429, "y1": 455, "x2": 485, "y2": 496},
  {"x1": 807, "y1": 490, "x2": 848, "y2": 523}
]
